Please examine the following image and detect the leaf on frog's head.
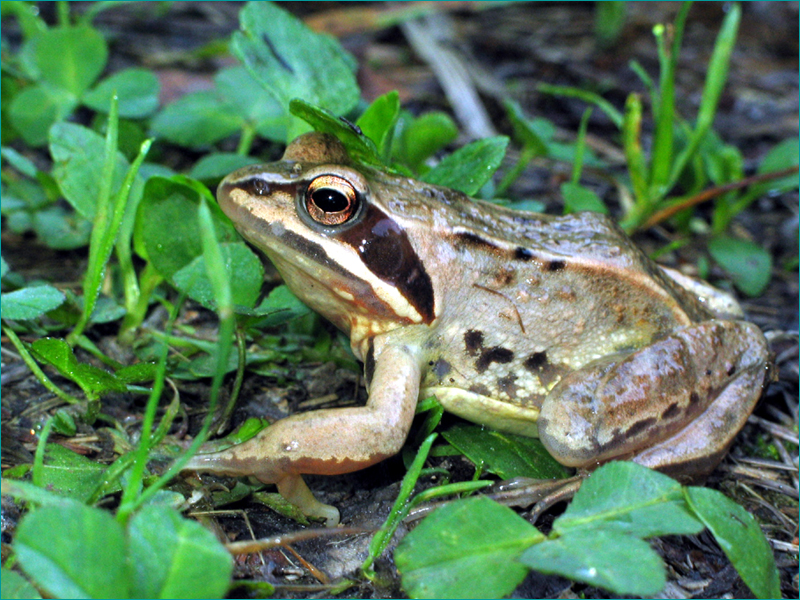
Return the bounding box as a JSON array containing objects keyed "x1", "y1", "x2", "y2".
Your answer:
[{"x1": 289, "y1": 99, "x2": 384, "y2": 169}]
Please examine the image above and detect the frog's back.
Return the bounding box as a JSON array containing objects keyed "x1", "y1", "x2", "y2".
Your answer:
[{"x1": 398, "y1": 181, "x2": 715, "y2": 421}]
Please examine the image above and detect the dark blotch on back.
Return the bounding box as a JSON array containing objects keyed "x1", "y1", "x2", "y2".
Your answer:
[
  {"x1": 464, "y1": 330, "x2": 484, "y2": 356},
  {"x1": 546, "y1": 259, "x2": 566, "y2": 271},
  {"x1": 661, "y1": 402, "x2": 681, "y2": 420},
  {"x1": 524, "y1": 351, "x2": 548, "y2": 371},
  {"x1": 455, "y1": 231, "x2": 500, "y2": 251},
  {"x1": 515, "y1": 247, "x2": 535, "y2": 261},
  {"x1": 498, "y1": 374, "x2": 518, "y2": 396},
  {"x1": 476, "y1": 347, "x2": 514, "y2": 373},
  {"x1": 338, "y1": 204, "x2": 435, "y2": 324}
]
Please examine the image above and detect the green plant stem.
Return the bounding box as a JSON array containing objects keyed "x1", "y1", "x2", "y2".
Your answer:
[
  {"x1": 68, "y1": 99, "x2": 120, "y2": 345},
  {"x1": 538, "y1": 83, "x2": 623, "y2": 128},
  {"x1": 237, "y1": 124, "x2": 257, "y2": 156},
  {"x1": 570, "y1": 108, "x2": 593, "y2": 184},
  {"x1": 116, "y1": 326, "x2": 170, "y2": 524},
  {"x1": 216, "y1": 326, "x2": 247, "y2": 433},
  {"x1": 665, "y1": 3, "x2": 740, "y2": 194},
  {"x1": 119, "y1": 262, "x2": 163, "y2": 342},
  {"x1": 74, "y1": 334, "x2": 123, "y2": 370},
  {"x1": 2, "y1": 325, "x2": 83, "y2": 405},
  {"x1": 649, "y1": 2, "x2": 691, "y2": 194},
  {"x1": 32, "y1": 418, "x2": 55, "y2": 487},
  {"x1": 362, "y1": 433, "x2": 438, "y2": 578},
  {"x1": 622, "y1": 93, "x2": 648, "y2": 204},
  {"x1": 56, "y1": 1, "x2": 70, "y2": 26},
  {"x1": 495, "y1": 147, "x2": 537, "y2": 198}
]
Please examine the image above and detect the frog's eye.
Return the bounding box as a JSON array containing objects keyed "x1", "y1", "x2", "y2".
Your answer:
[{"x1": 305, "y1": 175, "x2": 359, "y2": 226}]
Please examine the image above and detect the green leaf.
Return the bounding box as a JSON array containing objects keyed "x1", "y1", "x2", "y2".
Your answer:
[
  {"x1": 0, "y1": 285, "x2": 65, "y2": 320},
  {"x1": 594, "y1": 1, "x2": 627, "y2": 48},
  {"x1": 685, "y1": 487, "x2": 780, "y2": 600},
  {"x1": 114, "y1": 362, "x2": 158, "y2": 384},
  {"x1": 395, "y1": 111, "x2": 459, "y2": 172},
  {"x1": 356, "y1": 91, "x2": 400, "y2": 159},
  {"x1": 249, "y1": 284, "x2": 311, "y2": 322},
  {"x1": 290, "y1": 99, "x2": 383, "y2": 167},
  {"x1": 707, "y1": 235, "x2": 772, "y2": 297},
  {"x1": 555, "y1": 462, "x2": 704, "y2": 538},
  {"x1": 84, "y1": 68, "x2": 160, "y2": 118},
  {"x1": 128, "y1": 505, "x2": 233, "y2": 599},
  {"x1": 538, "y1": 83, "x2": 623, "y2": 128},
  {"x1": 50, "y1": 122, "x2": 130, "y2": 220},
  {"x1": 1, "y1": 478, "x2": 82, "y2": 507},
  {"x1": 441, "y1": 423, "x2": 569, "y2": 480},
  {"x1": 396, "y1": 496, "x2": 543, "y2": 599},
  {"x1": 14, "y1": 503, "x2": 131, "y2": 599},
  {"x1": 560, "y1": 181, "x2": 609, "y2": 214},
  {"x1": 215, "y1": 66, "x2": 288, "y2": 142},
  {"x1": 2, "y1": 145, "x2": 40, "y2": 177},
  {"x1": 8, "y1": 83, "x2": 77, "y2": 147},
  {"x1": 26, "y1": 25, "x2": 108, "y2": 97},
  {"x1": 31, "y1": 205, "x2": 93, "y2": 250},
  {"x1": 232, "y1": 1, "x2": 359, "y2": 121},
  {"x1": 36, "y1": 443, "x2": 122, "y2": 502},
  {"x1": 189, "y1": 153, "x2": 260, "y2": 184},
  {"x1": 423, "y1": 136, "x2": 509, "y2": 195},
  {"x1": 135, "y1": 176, "x2": 235, "y2": 277},
  {"x1": 31, "y1": 338, "x2": 128, "y2": 398},
  {"x1": 503, "y1": 99, "x2": 548, "y2": 156},
  {"x1": 150, "y1": 90, "x2": 242, "y2": 148},
  {"x1": 1, "y1": 568, "x2": 43, "y2": 599},
  {"x1": 172, "y1": 242, "x2": 264, "y2": 311},
  {"x1": 52, "y1": 410, "x2": 77, "y2": 436},
  {"x1": 136, "y1": 176, "x2": 264, "y2": 311},
  {"x1": 520, "y1": 529, "x2": 665, "y2": 597},
  {"x1": 753, "y1": 137, "x2": 799, "y2": 195}
]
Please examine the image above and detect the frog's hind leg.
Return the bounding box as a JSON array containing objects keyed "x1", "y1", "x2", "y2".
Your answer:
[{"x1": 538, "y1": 320, "x2": 770, "y2": 480}]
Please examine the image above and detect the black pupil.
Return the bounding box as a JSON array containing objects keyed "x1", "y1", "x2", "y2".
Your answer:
[{"x1": 311, "y1": 188, "x2": 349, "y2": 213}]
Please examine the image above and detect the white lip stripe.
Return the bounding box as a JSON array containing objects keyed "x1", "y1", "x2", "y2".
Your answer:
[{"x1": 238, "y1": 191, "x2": 424, "y2": 324}]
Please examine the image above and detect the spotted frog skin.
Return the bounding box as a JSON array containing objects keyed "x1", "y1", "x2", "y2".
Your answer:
[{"x1": 185, "y1": 132, "x2": 771, "y2": 526}]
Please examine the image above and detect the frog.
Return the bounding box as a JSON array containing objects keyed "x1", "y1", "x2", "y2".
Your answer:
[{"x1": 184, "y1": 132, "x2": 771, "y2": 526}]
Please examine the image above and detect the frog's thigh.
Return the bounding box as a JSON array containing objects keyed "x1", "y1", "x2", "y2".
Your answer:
[{"x1": 538, "y1": 320, "x2": 769, "y2": 471}]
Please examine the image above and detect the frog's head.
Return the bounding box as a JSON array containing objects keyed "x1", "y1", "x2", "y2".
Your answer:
[{"x1": 217, "y1": 133, "x2": 436, "y2": 353}]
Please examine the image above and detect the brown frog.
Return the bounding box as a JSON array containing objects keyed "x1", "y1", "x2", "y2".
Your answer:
[{"x1": 185, "y1": 132, "x2": 771, "y2": 526}]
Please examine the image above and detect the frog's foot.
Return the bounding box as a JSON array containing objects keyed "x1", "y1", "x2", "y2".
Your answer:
[
  {"x1": 538, "y1": 320, "x2": 770, "y2": 479},
  {"x1": 489, "y1": 475, "x2": 584, "y2": 523},
  {"x1": 184, "y1": 451, "x2": 341, "y2": 526}
]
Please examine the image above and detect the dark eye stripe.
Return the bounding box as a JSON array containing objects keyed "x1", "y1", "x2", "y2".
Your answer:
[{"x1": 337, "y1": 203, "x2": 435, "y2": 324}]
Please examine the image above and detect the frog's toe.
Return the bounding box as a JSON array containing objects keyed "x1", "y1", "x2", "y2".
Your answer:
[{"x1": 277, "y1": 475, "x2": 341, "y2": 527}]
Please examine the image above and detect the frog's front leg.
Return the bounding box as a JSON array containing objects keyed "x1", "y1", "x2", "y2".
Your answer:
[
  {"x1": 184, "y1": 331, "x2": 422, "y2": 526},
  {"x1": 538, "y1": 320, "x2": 770, "y2": 480}
]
